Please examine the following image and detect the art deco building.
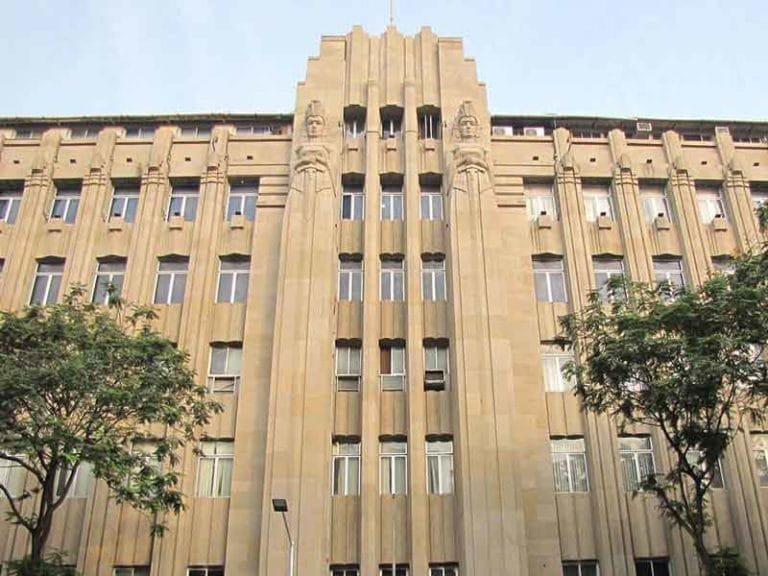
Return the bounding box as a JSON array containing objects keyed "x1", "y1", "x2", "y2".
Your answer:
[{"x1": 1, "y1": 25, "x2": 768, "y2": 576}]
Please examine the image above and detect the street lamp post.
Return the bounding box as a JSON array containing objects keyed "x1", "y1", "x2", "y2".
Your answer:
[{"x1": 272, "y1": 498, "x2": 295, "y2": 576}]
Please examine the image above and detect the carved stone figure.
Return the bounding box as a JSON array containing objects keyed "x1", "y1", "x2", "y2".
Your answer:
[
  {"x1": 206, "y1": 130, "x2": 226, "y2": 168},
  {"x1": 448, "y1": 100, "x2": 493, "y2": 194},
  {"x1": 292, "y1": 100, "x2": 337, "y2": 196}
]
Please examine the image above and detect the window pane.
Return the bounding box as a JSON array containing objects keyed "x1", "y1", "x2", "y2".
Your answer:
[
  {"x1": 154, "y1": 275, "x2": 170, "y2": 304},
  {"x1": 170, "y1": 274, "x2": 186, "y2": 303},
  {"x1": 216, "y1": 459, "x2": 232, "y2": 497},
  {"x1": 234, "y1": 273, "x2": 249, "y2": 302},
  {"x1": 197, "y1": 459, "x2": 214, "y2": 496}
]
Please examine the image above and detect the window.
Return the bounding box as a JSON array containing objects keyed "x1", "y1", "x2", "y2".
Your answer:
[
  {"x1": 0, "y1": 183, "x2": 23, "y2": 224},
  {"x1": 696, "y1": 184, "x2": 727, "y2": 223},
  {"x1": 429, "y1": 565, "x2": 458, "y2": 576},
  {"x1": 593, "y1": 257, "x2": 624, "y2": 301},
  {"x1": 208, "y1": 344, "x2": 242, "y2": 393},
  {"x1": 30, "y1": 260, "x2": 64, "y2": 305},
  {"x1": 418, "y1": 109, "x2": 441, "y2": 140},
  {"x1": 712, "y1": 257, "x2": 735, "y2": 276},
  {"x1": 424, "y1": 344, "x2": 449, "y2": 391},
  {"x1": 619, "y1": 436, "x2": 656, "y2": 491},
  {"x1": 332, "y1": 439, "x2": 360, "y2": 496},
  {"x1": 561, "y1": 561, "x2": 598, "y2": 576},
  {"x1": 533, "y1": 258, "x2": 567, "y2": 303},
  {"x1": 525, "y1": 182, "x2": 557, "y2": 220},
  {"x1": 336, "y1": 345, "x2": 362, "y2": 391},
  {"x1": 685, "y1": 449, "x2": 724, "y2": 489},
  {"x1": 124, "y1": 126, "x2": 155, "y2": 139},
  {"x1": 542, "y1": 348, "x2": 575, "y2": 392},
  {"x1": 51, "y1": 183, "x2": 81, "y2": 223},
  {"x1": 420, "y1": 188, "x2": 444, "y2": 221},
  {"x1": 167, "y1": 182, "x2": 199, "y2": 222},
  {"x1": 582, "y1": 184, "x2": 613, "y2": 222},
  {"x1": 380, "y1": 344, "x2": 406, "y2": 391},
  {"x1": 341, "y1": 184, "x2": 364, "y2": 220},
  {"x1": 381, "y1": 108, "x2": 403, "y2": 139},
  {"x1": 344, "y1": 107, "x2": 366, "y2": 139},
  {"x1": 92, "y1": 259, "x2": 126, "y2": 305},
  {"x1": 339, "y1": 259, "x2": 363, "y2": 301},
  {"x1": 235, "y1": 124, "x2": 274, "y2": 135},
  {"x1": 110, "y1": 184, "x2": 140, "y2": 222},
  {"x1": 551, "y1": 437, "x2": 589, "y2": 493},
  {"x1": 187, "y1": 567, "x2": 224, "y2": 576},
  {"x1": 14, "y1": 128, "x2": 42, "y2": 139},
  {"x1": 227, "y1": 180, "x2": 258, "y2": 221},
  {"x1": 217, "y1": 257, "x2": 250, "y2": 303},
  {"x1": 154, "y1": 258, "x2": 188, "y2": 304},
  {"x1": 381, "y1": 186, "x2": 403, "y2": 221},
  {"x1": 178, "y1": 125, "x2": 212, "y2": 138},
  {"x1": 196, "y1": 440, "x2": 233, "y2": 497},
  {"x1": 640, "y1": 184, "x2": 670, "y2": 223},
  {"x1": 114, "y1": 568, "x2": 150, "y2": 576},
  {"x1": 751, "y1": 433, "x2": 768, "y2": 486},
  {"x1": 634, "y1": 558, "x2": 670, "y2": 576},
  {"x1": 55, "y1": 462, "x2": 94, "y2": 498},
  {"x1": 422, "y1": 258, "x2": 446, "y2": 301},
  {"x1": 426, "y1": 438, "x2": 454, "y2": 494},
  {"x1": 653, "y1": 258, "x2": 685, "y2": 289},
  {"x1": 69, "y1": 126, "x2": 99, "y2": 139},
  {"x1": 750, "y1": 184, "x2": 768, "y2": 213},
  {"x1": 0, "y1": 457, "x2": 26, "y2": 497},
  {"x1": 331, "y1": 566, "x2": 359, "y2": 576},
  {"x1": 380, "y1": 565, "x2": 408, "y2": 576},
  {"x1": 380, "y1": 439, "x2": 407, "y2": 495},
  {"x1": 380, "y1": 259, "x2": 405, "y2": 301}
]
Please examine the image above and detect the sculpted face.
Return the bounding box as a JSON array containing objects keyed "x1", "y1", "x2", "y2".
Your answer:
[
  {"x1": 306, "y1": 114, "x2": 325, "y2": 138},
  {"x1": 458, "y1": 115, "x2": 478, "y2": 139}
]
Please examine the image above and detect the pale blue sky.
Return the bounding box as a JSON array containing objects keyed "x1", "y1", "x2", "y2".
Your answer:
[{"x1": 2, "y1": 0, "x2": 766, "y2": 120}]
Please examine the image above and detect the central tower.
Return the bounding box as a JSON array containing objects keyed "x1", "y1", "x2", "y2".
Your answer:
[{"x1": 258, "y1": 25, "x2": 560, "y2": 576}]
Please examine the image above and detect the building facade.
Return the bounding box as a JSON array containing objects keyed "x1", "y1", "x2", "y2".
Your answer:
[{"x1": 1, "y1": 25, "x2": 768, "y2": 576}]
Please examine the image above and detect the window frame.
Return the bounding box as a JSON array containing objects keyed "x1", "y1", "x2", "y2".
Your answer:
[
  {"x1": 0, "y1": 456, "x2": 26, "y2": 498},
  {"x1": 751, "y1": 433, "x2": 768, "y2": 486},
  {"x1": 619, "y1": 435, "x2": 656, "y2": 492},
  {"x1": 50, "y1": 184, "x2": 81, "y2": 224},
  {"x1": 381, "y1": 186, "x2": 404, "y2": 221},
  {"x1": 339, "y1": 259, "x2": 363, "y2": 302},
  {"x1": 341, "y1": 186, "x2": 365, "y2": 220},
  {"x1": 30, "y1": 260, "x2": 64, "y2": 305},
  {"x1": 186, "y1": 567, "x2": 225, "y2": 576},
  {"x1": 426, "y1": 438, "x2": 454, "y2": 495},
  {"x1": 92, "y1": 259, "x2": 127, "y2": 305},
  {"x1": 380, "y1": 344, "x2": 406, "y2": 391},
  {"x1": 640, "y1": 185, "x2": 671, "y2": 223},
  {"x1": 332, "y1": 439, "x2": 361, "y2": 496},
  {"x1": 207, "y1": 344, "x2": 243, "y2": 393},
  {"x1": 226, "y1": 181, "x2": 258, "y2": 222},
  {"x1": 424, "y1": 345, "x2": 449, "y2": 391},
  {"x1": 166, "y1": 183, "x2": 200, "y2": 222},
  {"x1": 0, "y1": 185, "x2": 23, "y2": 224},
  {"x1": 113, "y1": 567, "x2": 150, "y2": 576},
  {"x1": 653, "y1": 258, "x2": 686, "y2": 289},
  {"x1": 380, "y1": 259, "x2": 405, "y2": 302},
  {"x1": 380, "y1": 439, "x2": 407, "y2": 495},
  {"x1": 336, "y1": 345, "x2": 362, "y2": 392},
  {"x1": 195, "y1": 440, "x2": 234, "y2": 498},
  {"x1": 634, "y1": 558, "x2": 670, "y2": 576},
  {"x1": 153, "y1": 258, "x2": 189, "y2": 305},
  {"x1": 533, "y1": 257, "x2": 568, "y2": 303},
  {"x1": 110, "y1": 184, "x2": 140, "y2": 222},
  {"x1": 541, "y1": 348, "x2": 575, "y2": 392},
  {"x1": 421, "y1": 258, "x2": 446, "y2": 301},
  {"x1": 696, "y1": 185, "x2": 727, "y2": 224},
  {"x1": 561, "y1": 560, "x2": 599, "y2": 576},
  {"x1": 592, "y1": 257, "x2": 625, "y2": 301},
  {"x1": 216, "y1": 257, "x2": 250, "y2": 304},
  {"x1": 551, "y1": 437, "x2": 590, "y2": 493},
  {"x1": 582, "y1": 185, "x2": 614, "y2": 222},
  {"x1": 420, "y1": 190, "x2": 444, "y2": 221},
  {"x1": 524, "y1": 183, "x2": 557, "y2": 221},
  {"x1": 429, "y1": 565, "x2": 458, "y2": 576}
]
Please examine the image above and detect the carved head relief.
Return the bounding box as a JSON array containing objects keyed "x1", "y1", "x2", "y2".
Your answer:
[
  {"x1": 456, "y1": 100, "x2": 480, "y2": 141},
  {"x1": 304, "y1": 100, "x2": 327, "y2": 139}
]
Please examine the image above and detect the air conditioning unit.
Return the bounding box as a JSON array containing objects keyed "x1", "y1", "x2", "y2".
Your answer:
[
  {"x1": 636, "y1": 122, "x2": 653, "y2": 133},
  {"x1": 380, "y1": 374, "x2": 405, "y2": 391},
  {"x1": 715, "y1": 126, "x2": 730, "y2": 135},
  {"x1": 523, "y1": 126, "x2": 545, "y2": 137},
  {"x1": 424, "y1": 369, "x2": 446, "y2": 390},
  {"x1": 336, "y1": 375, "x2": 360, "y2": 391}
]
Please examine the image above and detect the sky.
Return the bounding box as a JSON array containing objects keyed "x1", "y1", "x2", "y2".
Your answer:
[{"x1": 2, "y1": 0, "x2": 766, "y2": 121}]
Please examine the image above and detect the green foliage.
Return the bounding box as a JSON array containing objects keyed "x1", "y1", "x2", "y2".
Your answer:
[
  {"x1": 8, "y1": 552, "x2": 80, "y2": 576},
  {"x1": 558, "y1": 248, "x2": 768, "y2": 574},
  {"x1": 0, "y1": 286, "x2": 222, "y2": 563},
  {"x1": 710, "y1": 547, "x2": 751, "y2": 576}
]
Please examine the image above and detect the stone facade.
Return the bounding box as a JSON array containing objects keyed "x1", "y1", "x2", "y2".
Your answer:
[{"x1": 1, "y1": 25, "x2": 768, "y2": 576}]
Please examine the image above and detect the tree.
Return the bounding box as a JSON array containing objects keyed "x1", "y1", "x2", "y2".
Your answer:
[
  {"x1": 0, "y1": 287, "x2": 221, "y2": 573},
  {"x1": 558, "y1": 211, "x2": 768, "y2": 576}
]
